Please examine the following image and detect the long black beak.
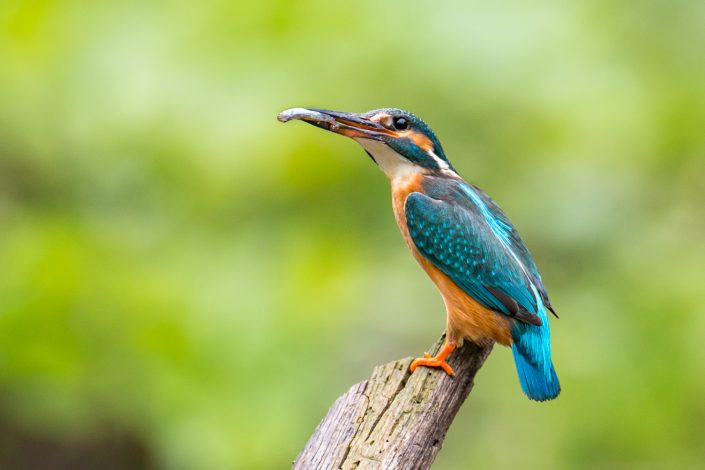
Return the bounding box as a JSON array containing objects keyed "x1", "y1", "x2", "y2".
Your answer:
[{"x1": 278, "y1": 108, "x2": 391, "y2": 140}]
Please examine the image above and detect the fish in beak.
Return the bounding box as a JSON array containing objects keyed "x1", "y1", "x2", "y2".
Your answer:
[{"x1": 277, "y1": 108, "x2": 393, "y2": 141}]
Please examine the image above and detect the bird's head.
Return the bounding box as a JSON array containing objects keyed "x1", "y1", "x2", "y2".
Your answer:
[{"x1": 278, "y1": 107, "x2": 456, "y2": 179}]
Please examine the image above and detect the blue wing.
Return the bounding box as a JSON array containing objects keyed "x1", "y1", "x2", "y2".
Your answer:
[
  {"x1": 405, "y1": 179, "x2": 544, "y2": 325},
  {"x1": 465, "y1": 184, "x2": 555, "y2": 314}
]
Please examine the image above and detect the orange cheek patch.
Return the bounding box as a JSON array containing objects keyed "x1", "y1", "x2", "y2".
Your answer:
[{"x1": 399, "y1": 130, "x2": 435, "y2": 152}]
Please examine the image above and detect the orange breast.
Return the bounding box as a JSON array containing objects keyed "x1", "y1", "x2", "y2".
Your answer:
[{"x1": 391, "y1": 176, "x2": 513, "y2": 347}]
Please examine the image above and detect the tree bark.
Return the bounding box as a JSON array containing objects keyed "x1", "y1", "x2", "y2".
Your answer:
[{"x1": 293, "y1": 336, "x2": 493, "y2": 470}]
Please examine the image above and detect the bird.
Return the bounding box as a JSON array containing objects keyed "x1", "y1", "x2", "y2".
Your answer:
[{"x1": 278, "y1": 107, "x2": 561, "y2": 401}]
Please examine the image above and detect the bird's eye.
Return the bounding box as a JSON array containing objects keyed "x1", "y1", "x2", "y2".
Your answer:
[{"x1": 393, "y1": 117, "x2": 408, "y2": 130}]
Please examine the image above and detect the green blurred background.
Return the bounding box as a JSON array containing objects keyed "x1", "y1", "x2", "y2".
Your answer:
[{"x1": 1, "y1": 0, "x2": 704, "y2": 468}]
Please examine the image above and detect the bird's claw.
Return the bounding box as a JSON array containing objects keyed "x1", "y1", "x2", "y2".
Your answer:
[
  {"x1": 409, "y1": 341, "x2": 457, "y2": 376},
  {"x1": 410, "y1": 355, "x2": 455, "y2": 376}
]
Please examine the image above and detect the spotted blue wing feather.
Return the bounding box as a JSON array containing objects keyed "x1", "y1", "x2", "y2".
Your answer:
[{"x1": 405, "y1": 191, "x2": 541, "y2": 325}]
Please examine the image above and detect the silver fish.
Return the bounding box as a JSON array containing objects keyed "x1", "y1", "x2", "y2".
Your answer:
[{"x1": 277, "y1": 108, "x2": 339, "y2": 130}]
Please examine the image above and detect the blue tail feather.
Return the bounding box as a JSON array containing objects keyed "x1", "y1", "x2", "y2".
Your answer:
[
  {"x1": 512, "y1": 344, "x2": 560, "y2": 401},
  {"x1": 511, "y1": 287, "x2": 561, "y2": 401}
]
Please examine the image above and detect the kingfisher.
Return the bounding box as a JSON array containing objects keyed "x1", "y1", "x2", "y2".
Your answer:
[{"x1": 278, "y1": 107, "x2": 560, "y2": 401}]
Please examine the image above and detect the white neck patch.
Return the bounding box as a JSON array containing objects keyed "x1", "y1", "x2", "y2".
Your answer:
[
  {"x1": 354, "y1": 138, "x2": 457, "y2": 182},
  {"x1": 428, "y1": 149, "x2": 450, "y2": 171},
  {"x1": 354, "y1": 138, "x2": 422, "y2": 183}
]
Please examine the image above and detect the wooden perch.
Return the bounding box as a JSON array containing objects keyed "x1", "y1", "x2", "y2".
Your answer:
[{"x1": 293, "y1": 336, "x2": 493, "y2": 470}]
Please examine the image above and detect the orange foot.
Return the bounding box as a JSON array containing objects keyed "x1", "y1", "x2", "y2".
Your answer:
[{"x1": 410, "y1": 341, "x2": 456, "y2": 376}]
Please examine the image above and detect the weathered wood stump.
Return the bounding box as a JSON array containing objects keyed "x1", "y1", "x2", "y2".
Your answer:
[{"x1": 294, "y1": 336, "x2": 493, "y2": 470}]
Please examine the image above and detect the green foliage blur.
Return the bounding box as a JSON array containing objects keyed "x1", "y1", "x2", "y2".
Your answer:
[{"x1": 1, "y1": 0, "x2": 704, "y2": 468}]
